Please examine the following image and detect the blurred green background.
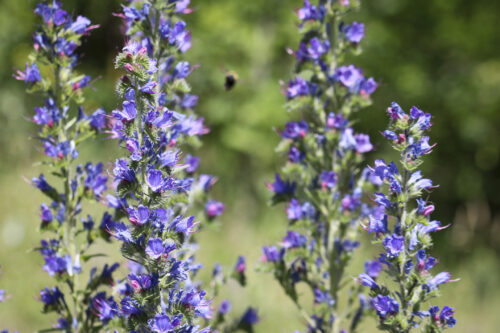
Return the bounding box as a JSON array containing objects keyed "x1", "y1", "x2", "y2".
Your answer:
[{"x1": 0, "y1": 0, "x2": 499, "y2": 332}]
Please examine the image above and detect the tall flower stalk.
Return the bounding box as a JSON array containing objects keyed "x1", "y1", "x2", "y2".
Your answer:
[
  {"x1": 262, "y1": 0, "x2": 377, "y2": 332},
  {"x1": 107, "y1": 1, "x2": 235, "y2": 331},
  {"x1": 15, "y1": 1, "x2": 120, "y2": 332},
  {"x1": 357, "y1": 103, "x2": 457, "y2": 332}
]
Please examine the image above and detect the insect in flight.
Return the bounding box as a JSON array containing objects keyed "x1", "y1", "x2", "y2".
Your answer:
[{"x1": 223, "y1": 70, "x2": 239, "y2": 91}]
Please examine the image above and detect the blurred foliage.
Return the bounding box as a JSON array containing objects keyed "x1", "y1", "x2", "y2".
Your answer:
[{"x1": 0, "y1": 0, "x2": 499, "y2": 331}]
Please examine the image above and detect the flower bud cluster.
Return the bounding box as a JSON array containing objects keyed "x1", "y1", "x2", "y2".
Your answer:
[
  {"x1": 261, "y1": 1, "x2": 378, "y2": 331},
  {"x1": 357, "y1": 103, "x2": 457, "y2": 332},
  {"x1": 104, "y1": 1, "x2": 255, "y2": 331},
  {"x1": 15, "y1": 1, "x2": 120, "y2": 331}
]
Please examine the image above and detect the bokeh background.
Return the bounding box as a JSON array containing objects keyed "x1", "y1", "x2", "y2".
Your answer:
[{"x1": 0, "y1": 0, "x2": 499, "y2": 332}]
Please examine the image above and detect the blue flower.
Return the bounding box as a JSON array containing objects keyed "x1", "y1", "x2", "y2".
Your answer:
[
  {"x1": 357, "y1": 273, "x2": 378, "y2": 289},
  {"x1": 439, "y1": 306, "x2": 456, "y2": 328},
  {"x1": 262, "y1": 246, "x2": 281, "y2": 262},
  {"x1": 383, "y1": 234, "x2": 404, "y2": 258},
  {"x1": 367, "y1": 214, "x2": 388, "y2": 234},
  {"x1": 364, "y1": 260, "x2": 382, "y2": 279},
  {"x1": 145, "y1": 238, "x2": 165, "y2": 259},
  {"x1": 173, "y1": 61, "x2": 190, "y2": 79},
  {"x1": 70, "y1": 16, "x2": 91, "y2": 34},
  {"x1": 128, "y1": 205, "x2": 150, "y2": 226},
  {"x1": 24, "y1": 63, "x2": 41, "y2": 83},
  {"x1": 148, "y1": 313, "x2": 183, "y2": 332},
  {"x1": 287, "y1": 77, "x2": 313, "y2": 99},
  {"x1": 205, "y1": 200, "x2": 224, "y2": 218},
  {"x1": 297, "y1": 0, "x2": 326, "y2": 22},
  {"x1": 234, "y1": 256, "x2": 246, "y2": 274},
  {"x1": 268, "y1": 174, "x2": 296, "y2": 196},
  {"x1": 343, "y1": 22, "x2": 365, "y2": 43},
  {"x1": 146, "y1": 169, "x2": 166, "y2": 192},
  {"x1": 218, "y1": 299, "x2": 231, "y2": 314},
  {"x1": 241, "y1": 307, "x2": 259, "y2": 325},
  {"x1": 40, "y1": 204, "x2": 53, "y2": 223},
  {"x1": 282, "y1": 231, "x2": 307, "y2": 249},
  {"x1": 120, "y1": 296, "x2": 141, "y2": 317},
  {"x1": 91, "y1": 292, "x2": 118, "y2": 324},
  {"x1": 281, "y1": 121, "x2": 309, "y2": 139},
  {"x1": 320, "y1": 170, "x2": 338, "y2": 189},
  {"x1": 371, "y1": 295, "x2": 399, "y2": 318},
  {"x1": 314, "y1": 288, "x2": 335, "y2": 306},
  {"x1": 427, "y1": 272, "x2": 451, "y2": 290}
]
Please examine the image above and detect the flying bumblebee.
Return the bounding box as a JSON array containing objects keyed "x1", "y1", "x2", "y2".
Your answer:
[{"x1": 224, "y1": 70, "x2": 239, "y2": 91}]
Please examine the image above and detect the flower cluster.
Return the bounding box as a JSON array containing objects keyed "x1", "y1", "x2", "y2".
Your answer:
[
  {"x1": 262, "y1": 0, "x2": 378, "y2": 331},
  {"x1": 105, "y1": 1, "x2": 253, "y2": 331},
  {"x1": 357, "y1": 103, "x2": 457, "y2": 332},
  {"x1": 16, "y1": 1, "x2": 120, "y2": 331}
]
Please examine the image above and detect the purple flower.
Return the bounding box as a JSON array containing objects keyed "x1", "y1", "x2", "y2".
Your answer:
[
  {"x1": 128, "y1": 273, "x2": 158, "y2": 292},
  {"x1": 24, "y1": 63, "x2": 41, "y2": 83},
  {"x1": 334, "y1": 65, "x2": 364, "y2": 92},
  {"x1": 112, "y1": 100, "x2": 137, "y2": 122},
  {"x1": 146, "y1": 169, "x2": 165, "y2": 192},
  {"x1": 70, "y1": 16, "x2": 91, "y2": 34},
  {"x1": 327, "y1": 112, "x2": 348, "y2": 130},
  {"x1": 382, "y1": 130, "x2": 398, "y2": 141},
  {"x1": 184, "y1": 154, "x2": 199, "y2": 173},
  {"x1": 371, "y1": 295, "x2": 399, "y2": 318},
  {"x1": 364, "y1": 260, "x2": 382, "y2": 279},
  {"x1": 128, "y1": 205, "x2": 150, "y2": 225},
  {"x1": 91, "y1": 292, "x2": 118, "y2": 324},
  {"x1": 40, "y1": 203, "x2": 53, "y2": 223},
  {"x1": 354, "y1": 133, "x2": 373, "y2": 153},
  {"x1": 218, "y1": 299, "x2": 231, "y2": 314},
  {"x1": 320, "y1": 170, "x2": 337, "y2": 189},
  {"x1": 88, "y1": 108, "x2": 107, "y2": 130},
  {"x1": 262, "y1": 246, "x2": 281, "y2": 262},
  {"x1": 297, "y1": 0, "x2": 325, "y2": 22},
  {"x1": 417, "y1": 198, "x2": 435, "y2": 216},
  {"x1": 268, "y1": 174, "x2": 296, "y2": 196},
  {"x1": 287, "y1": 77, "x2": 312, "y2": 99},
  {"x1": 343, "y1": 22, "x2": 365, "y2": 43},
  {"x1": 145, "y1": 238, "x2": 164, "y2": 259},
  {"x1": 110, "y1": 222, "x2": 133, "y2": 242},
  {"x1": 234, "y1": 256, "x2": 246, "y2": 274},
  {"x1": 148, "y1": 313, "x2": 183, "y2": 332},
  {"x1": 307, "y1": 37, "x2": 330, "y2": 60},
  {"x1": 205, "y1": 200, "x2": 225, "y2": 218},
  {"x1": 387, "y1": 102, "x2": 406, "y2": 120},
  {"x1": 357, "y1": 273, "x2": 378, "y2": 289},
  {"x1": 140, "y1": 81, "x2": 157, "y2": 94},
  {"x1": 383, "y1": 234, "x2": 404, "y2": 258},
  {"x1": 286, "y1": 199, "x2": 303, "y2": 220},
  {"x1": 367, "y1": 214, "x2": 388, "y2": 234},
  {"x1": 113, "y1": 159, "x2": 136, "y2": 183},
  {"x1": 173, "y1": 61, "x2": 190, "y2": 79},
  {"x1": 427, "y1": 272, "x2": 451, "y2": 290},
  {"x1": 408, "y1": 171, "x2": 434, "y2": 190},
  {"x1": 282, "y1": 231, "x2": 307, "y2": 249},
  {"x1": 169, "y1": 216, "x2": 197, "y2": 234},
  {"x1": 314, "y1": 288, "x2": 334, "y2": 306},
  {"x1": 281, "y1": 121, "x2": 309, "y2": 139},
  {"x1": 241, "y1": 307, "x2": 259, "y2": 325},
  {"x1": 121, "y1": 297, "x2": 140, "y2": 317},
  {"x1": 439, "y1": 306, "x2": 456, "y2": 328},
  {"x1": 40, "y1": 287, "x2": 64, "y2": 305}
]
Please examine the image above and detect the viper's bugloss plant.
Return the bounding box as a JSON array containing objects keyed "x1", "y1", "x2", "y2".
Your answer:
[
  {"x1": 15, "y1": 2, "x2": 121, "y2": 331},
  {"x1": 106, "y1": 1, "x2": 255, "y2": 332},
  {"x1": 356, "y1": 103, "x2": 457, "y2": 332},
  {"x1": 261, "y1": 0, "x2": 378, "y2": 332}
]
